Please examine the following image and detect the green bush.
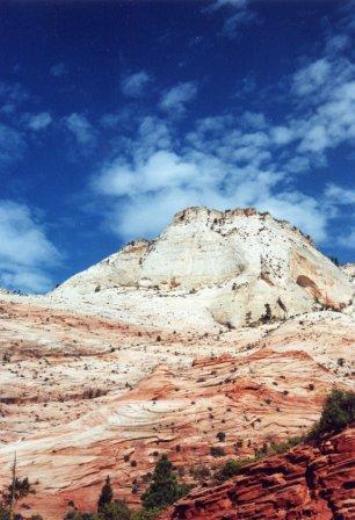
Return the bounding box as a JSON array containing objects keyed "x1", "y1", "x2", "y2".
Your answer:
[
  {"x1": 141, "y1": 455, "x2": 190, "y2": 510},
  {"x1": 215, "y1": 458, "x2": 252, "y2": 482},
  {"x1": 309, "y1": 389, "x2": 355, "y2": 440},
  {"x1": 100, "y1": 501, "x2": 131, "y2": 520}
]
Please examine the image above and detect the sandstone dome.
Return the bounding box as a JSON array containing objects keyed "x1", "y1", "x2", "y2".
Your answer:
[{"x1": 51, "y1": 207, "x2": 353, "y2": 330}]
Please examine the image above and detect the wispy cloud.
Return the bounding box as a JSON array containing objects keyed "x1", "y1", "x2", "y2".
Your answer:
[
  {"x1": 207, "y1": 0, "x2": 257, "y2": 38},
  {"x1": 64, "y1": 113, "x2": 96, "y2": 146},
  {"x1": 160, "y1": 81, "x2": 198, "y2": 115},
  {"x1": 50, "y1": 62, "x2": 67, "y2": 77},
  {"x1": 81, "y1": 5, "x2": 354, "y2": 251},
  {"x1": 27, "y1": 112, "x2": 52, "y2": 131},
  {"x1": 0, "y1": 201, "x2": 60, "y2": 293},
  {"x1": 338, "y1": 228, "x2": 355, "y2": 249},
  {"x1": 92, "y1": 110, "x2": 328, "y2": 241},
  {"x1": 0, "y1": 123, "x2": 25, "y2": 166},
  {"x1": 90, "y1": 24, "x2": 355, "y2": 246},
  {"x1": 120, "y1": 70, "x2": 151, "y2": 98}
]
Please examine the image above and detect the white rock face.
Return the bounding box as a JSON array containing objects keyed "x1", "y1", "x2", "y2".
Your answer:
[
  {"x1": 342, "y1": 263, "x2": 355, "y2": 285},
  {"x1": 51, "y1": 207, "x2": 353, "y2": 330}
]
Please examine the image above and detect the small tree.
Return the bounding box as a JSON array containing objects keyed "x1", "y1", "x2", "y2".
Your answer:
[
  {"x1": 309, "y1": 389, "x2": 355, "y2": 440},
  {"x1": 141, "y1": 455, "x2": 188, "y2": 510},
  {"x1": 100, "y1": 501, "x2": 131, "y2": 520},
  {"x1": 97, "y1": 476, "x2": 113, "y2": 512}
]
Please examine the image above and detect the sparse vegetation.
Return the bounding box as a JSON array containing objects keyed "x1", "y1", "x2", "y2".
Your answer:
[
  {"x1": 215, "y1": 458, "x2": 252, "y2": 482},
  {"x1": 216, "y1": 431, "x2": 226, "y2": 442},
  {"x1": 260, "y1": 303, "x2": 272, "y2": 324},
  {"x1": 210, "y1": 446, "x2": 225, "y2": 457},
  {"x1": 308, "y1": 389, "x2": 355, "y2": 440}
]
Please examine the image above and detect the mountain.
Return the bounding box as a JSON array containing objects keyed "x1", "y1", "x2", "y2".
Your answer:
[
  {"x1": 51, "y1": 207, "x2": 353, "y2": 331},
  {"x1": 0, "y1": 207, "x2": 353, "y2": 520}
]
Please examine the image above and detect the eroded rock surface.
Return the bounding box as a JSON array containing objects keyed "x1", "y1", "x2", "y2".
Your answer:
[
  {"x1": 159, "y1": 426, "x2": 355, "y2": 520},
  {"x1": 0, "y1": 298, "x2": 353, "y2": 519}
]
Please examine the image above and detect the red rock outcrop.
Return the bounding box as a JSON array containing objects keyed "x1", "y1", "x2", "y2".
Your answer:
[{"x1": 159, "y1": 426, "x2": 355, "y2": 520}]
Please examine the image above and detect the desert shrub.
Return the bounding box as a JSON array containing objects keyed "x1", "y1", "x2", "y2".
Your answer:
[
  {"x1": 210, "y1": 446, "x2": 225, "y2": 457},
  {"x1": 309, "y1": 389, "x2": 355, "y2": 440},
  {"x1": 260, "y1": 303, "x2": 272, "y2": 323},
  {"x1": 141, "y1": 455, "x2": 190, "y2": 510},
  {"x1": 216, "y1": 432, "x2": 226, "y2": 442},
  {"x1": 215, "y1": 458, "x2": 253, "y2": 482},
  {"x1": 3, "y1": 476, "x2": 33, "y2": 506},
  {"x1": 97, "y1": 476, "x2": 113, "y2": 512},
  {"x1": 131, "y1": 509, "x2": 161, "y2": 520},
  {"x1": 189, "y1": 464, "x2": 210, "y2": 482},
  {"x1": 268, "y1": 436, "x2": 303, "y2": 455},
  {"x1": 100, "y1": 501, "x2": 131, "y2": 520}
]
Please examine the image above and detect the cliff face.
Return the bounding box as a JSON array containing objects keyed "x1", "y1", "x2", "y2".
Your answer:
[
  {"x1": 50, "y1": 207, "x2": 353, "y2": 330},
  {"x1": 159, "y1": 426, "x2": 355, "y2": 520}
]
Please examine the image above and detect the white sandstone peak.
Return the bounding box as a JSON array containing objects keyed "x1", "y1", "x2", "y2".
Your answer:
[{"x1": 49, "y1": 207, "x2": 353, "y2": 331}]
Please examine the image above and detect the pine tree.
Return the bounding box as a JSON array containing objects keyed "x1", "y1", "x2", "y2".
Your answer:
[
  {"x1": 141, "y1": 455, "x2": 188, "y2": 510},
  {"x1": 97, "y1": 476, "x2": 113, "y2": 512}
]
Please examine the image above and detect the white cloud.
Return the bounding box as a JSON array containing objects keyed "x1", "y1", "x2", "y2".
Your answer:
[
  {"x1": 338, "y1": 228, "x2": 355, "y2": 249},
  {"x1": 292, "y1": 59, "x2": 332, "y2": 96},
  {"x1": 92, "y1": 109, "x2": 330, "y2": 242},
  {"x1": 160, "y1": 81, "x2": 198, "y2": 115},
  {"x1": 50, "y1": 63, "x2": 67, "y2": 77},
  {"x1": 206, "y1": 0, "x2": 256, "y2": 37},
  {"x1": 120, "y1": 71, "x2": 151, "y2": 98},
  {"x1": 241, "y1": 111, "x2": 266, "y2": 129},
  {"x1": 96, "y1": 150, "x2": 199, "y2": 198},
  {"x1": 27, "y1": 112, "x2": 52, "y2": 131},
  {"x1": 325, "y1": 184, "x2": 355, "y2": 205},
  {"x1": 223, "y1": 9, "x2": 257, "y2": 37},
  {"x1": 64, "y1": 113, "x2": 96, "y2": 146},
  {"x1": 0, "y1": 201, "x2": 60, "y2": 293},
  {"x1": 90, "y1": 20, "x2": 355, "y2": 249}
]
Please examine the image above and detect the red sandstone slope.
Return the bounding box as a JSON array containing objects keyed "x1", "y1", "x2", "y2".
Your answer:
[{"x1": 159, "y1": 426, "x2": 355, "y2": 520}]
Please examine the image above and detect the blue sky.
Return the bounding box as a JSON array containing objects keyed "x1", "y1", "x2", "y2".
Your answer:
[{"x1": 0, "y1": 0, "x2": 354, "y2": 293}]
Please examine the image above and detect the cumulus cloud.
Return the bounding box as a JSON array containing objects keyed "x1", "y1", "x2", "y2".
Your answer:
[
  {"x1": 27, "y1": 112, "x2": 52, "y2": 131},
  {"x1": 64, "y1": 113, "x2": 96, "y2": 146},
  {"x1": 160, "y1": 81, "x2": 198, "y2": 115},
  {"x1": 89, "y1": 16, "x2": 354, "y2": 249},
  {"x1": 0, "y1": 201, "x2": 60, "y2": 293},
  {"x1": 120, "y1": 71, "x2": 151, "y2": 98},
  {"x1": 92, "y1": 108, "x2": 331, "y2": 242}
]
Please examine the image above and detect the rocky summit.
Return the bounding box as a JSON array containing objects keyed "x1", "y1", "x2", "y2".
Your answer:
[
  {"x1": 52, "y1": 207, "x2": 352, "y2": 331},
  {"x1": 0, "y1": 207, "x2": 354, "y2": 520}
]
